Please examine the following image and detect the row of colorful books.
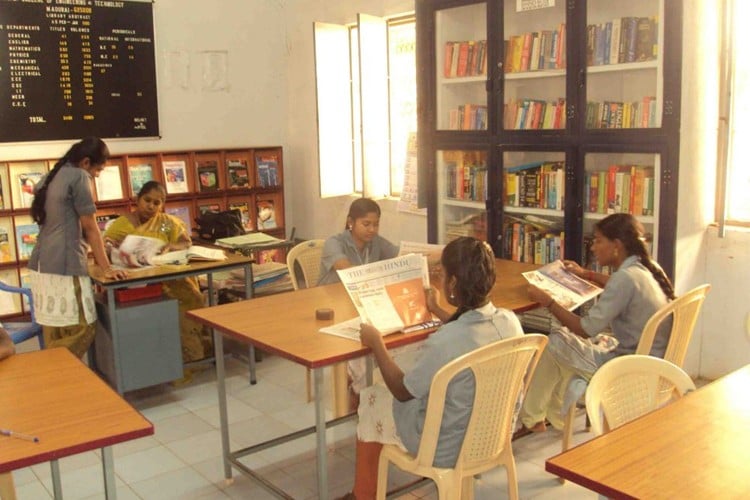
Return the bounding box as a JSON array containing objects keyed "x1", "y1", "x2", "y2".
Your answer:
[
  {"x1": 503, "y1": 23, "x2": 566, "y2": 74},
  {"x1": 443, "y1": 39, "x2": 487, "y2": 78},
  {"x1": 447, "y1": 104, "x2": 488, "y2": 131},
  {"x1": 504, "y1": 98, "x2": 567, "y2": 130},
  {"x1": 585, "y1": 98, "x2": 658, "y2": 129},
  {"x1": 501, "y1": 220, "x2": 564, "y2": 265},
  {"x1": 445, "y1": 162, "x2": 487, "y2": 202},
  {"x1": 584, "y1": 165, "x2": 655, "y2": 216},
  {"x1": 505, "y1": 161, "x2": 565, "y2": 211},
  {"x1": 586, "y1": 16, "x2": 658, "y2": 67}
]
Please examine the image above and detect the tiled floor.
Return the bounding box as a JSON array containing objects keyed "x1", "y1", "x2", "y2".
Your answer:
[{"x1": 9, "y1": 341, "x2": 601, "y2": 500}]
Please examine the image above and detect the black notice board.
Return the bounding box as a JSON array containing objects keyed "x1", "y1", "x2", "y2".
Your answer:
[{"x1": 0, "y1": 0, "x2": 159, "y2": 143}]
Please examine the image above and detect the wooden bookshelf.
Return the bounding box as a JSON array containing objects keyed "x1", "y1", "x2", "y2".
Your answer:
[{"x1": 0, "y1": 146, "x2": 286, "y2": 319}]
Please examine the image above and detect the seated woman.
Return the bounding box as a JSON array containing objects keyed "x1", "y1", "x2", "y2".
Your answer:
[
  {"x1": 341, "y1": 237, "x2": 524, "y2": 499},
  {"x1": 317, "y1": 198, "x2": 398, "y2": 286},
  {"x1": 517, "y1": 213, "x2": 675, "y2": 434},
  {"x1": 104, "y1": 181, "x2": 211, "y2": 364}
]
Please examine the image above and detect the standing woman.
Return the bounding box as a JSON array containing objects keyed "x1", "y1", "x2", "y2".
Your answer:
[
  {"x1": 28, "y1": 137, "x2": 127, "y2": 358},
  {"x1": 517, "y1": 212, "x2": 675, "y2": 434},
  {"x1": 317, "y1": 198, "x2": 399, "y2": 286}
]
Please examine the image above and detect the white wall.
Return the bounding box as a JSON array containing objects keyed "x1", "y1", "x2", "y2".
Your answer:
[
  {"x1": 282, "y1": 0, "x2": 425, "y2": 245},
  {"x1": 2, "y1": 0, "x2": 747, "y2": 378},
  {"x1": 678, "y1": 0, "x2": 750, "y2": 378}
]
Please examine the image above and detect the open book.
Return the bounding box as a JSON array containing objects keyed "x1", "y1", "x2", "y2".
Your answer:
[
  {"x1": 320, "y1": 253, "x2": 439, "y2": 340},
  {"x1": 111, "y1": 234, "x2": 225, "y2": 267},
  {"x1": 522, "y1": 260, "x2": 603, "y2": 311},
  {"x1": 150, "y1": 245, "x2": 226, "y2": 265}
]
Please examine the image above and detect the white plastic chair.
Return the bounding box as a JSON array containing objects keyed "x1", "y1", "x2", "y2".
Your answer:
[
  {"x1": 376, "y1": 334, "x2": 548, "y2": 500},
  {"x1": 585, "y1": 354, "x2": 695, "y2": 436},
  {"x1": 286, "y1": 239, "x2": 325, "y2": 290},
  {"x1": 560, "y1": 284, "x2": 711, "y2": 453}
]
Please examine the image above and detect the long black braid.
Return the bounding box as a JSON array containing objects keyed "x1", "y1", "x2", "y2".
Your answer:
[
  {"x1": 441, "y1": 237, "x2": 496, "y2": 323},
  {"x1": 596, "y1": 213, "x2": 676, "y2": 300},
  {"x1": 30, "y1": 137, "x2": 109, "y2": 226}
]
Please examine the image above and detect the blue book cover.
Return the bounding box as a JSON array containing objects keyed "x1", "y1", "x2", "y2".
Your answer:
[{"x1": 15, "y1": 223, "x2": 39, "y2": 260}]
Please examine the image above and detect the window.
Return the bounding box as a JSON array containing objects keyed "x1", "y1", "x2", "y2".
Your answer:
[
  {"x1": 314, "y1": 15, "x2": 416, "y2": 199},
  {"x1": 719, "y1": 0, "x2": 750, "y2": 226}
]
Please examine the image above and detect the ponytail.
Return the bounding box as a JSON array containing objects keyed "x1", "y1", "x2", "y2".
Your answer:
[
  {"x1": 31, "y1": 137, "x2": 109, "y2": 225},
  {"x1": 595, "y1": 213, "x2": 675, "y2": 301}
]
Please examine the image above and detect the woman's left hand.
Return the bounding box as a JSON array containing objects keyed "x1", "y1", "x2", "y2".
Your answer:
[
  {"x1": 103, "y1": 267, "x2": 128, "y2": 280},
  {"x1": 359, "y1": 323, "x2": 383, "y2": 349},
  {"x1": 527, "y1": 284, "x2": 552, "y2": 308}
]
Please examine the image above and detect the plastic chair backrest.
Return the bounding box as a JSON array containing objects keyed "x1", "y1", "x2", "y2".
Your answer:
[
  {"x1": 585, "y1": 354, "x2": 695, "y2": 436},
  {"x1": 0, "y1": 280, "x2": 44, "y2": 348},
  {"x1": 286, "y1": 239, "x2": 325, "y2": 290},
  {"x1": 415, "y1": 334, "x2": 548, "y2": 470},
  {"x1": 635, "y1": 284, "x2": 711, "y2": 366}
]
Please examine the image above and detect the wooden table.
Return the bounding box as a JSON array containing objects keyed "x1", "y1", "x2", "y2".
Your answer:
[
  {"x1": 546, "y1": 364, "x2": 750, "y2": 499},
  {"x1": 0, "y1": 348, "x2": 153, "y2": 499},
  {"x1": 89, "y1": 252, "x2": 254, "y2": 392},
  {"x1": 188, "y1": 258, "x2": 540, "y2": 499}
]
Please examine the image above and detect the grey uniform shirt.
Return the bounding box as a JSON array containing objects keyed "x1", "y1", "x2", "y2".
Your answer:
[
  {"x1": 317, "y1": 230, "x2": 398, "y2": 285},
  {"x1": 581, "y1": 255, "x2": 671, "y2": 356},
  {"x1": 28, "y1": 163, "x2": 96, "y2": 276},
  {"x1": 393, "y1": 303, "x2": 524, "y2": 468}
]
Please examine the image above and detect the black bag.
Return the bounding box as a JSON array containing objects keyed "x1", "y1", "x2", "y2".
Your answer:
[{"x1": 194, "y1": 209, "x2": 244, "y2": 241}]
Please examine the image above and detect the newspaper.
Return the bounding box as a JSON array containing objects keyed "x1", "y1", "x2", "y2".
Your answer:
[
  {"x1": 321, "y1": 253, "x2": 435, "y2": 337},
  {"x1": 522, "y1": 260, "x2": 603, "y2": 311}
]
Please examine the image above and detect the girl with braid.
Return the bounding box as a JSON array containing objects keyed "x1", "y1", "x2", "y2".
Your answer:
[
  {"x1": 339, "y1": 237, "x2": 524, "y2": 500},
  {"x1": 517, "y1": 213, "x2": 675, "y2": 435},
  {"x1": 28, "y1": 137, "x2": 127, "y2": 358}
]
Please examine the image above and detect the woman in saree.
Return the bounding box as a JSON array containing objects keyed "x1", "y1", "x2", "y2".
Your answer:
[{"x1": 104, "y1": 181, "x2": 211, "y2": 364}]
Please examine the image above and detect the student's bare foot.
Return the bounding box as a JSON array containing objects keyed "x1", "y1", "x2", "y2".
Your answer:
[{"x1": 512, "y1": 420, "x2": 547, "y2": 440}]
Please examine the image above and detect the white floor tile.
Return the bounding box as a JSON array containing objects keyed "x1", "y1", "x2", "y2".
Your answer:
[
  {"x1": 129, "y1": 466, "x2": 223, "y2": 499},
  {"x1": 114, "y1": 445, "x2": 186, "y2": 484},
  {"x1": 152, "y1": 412, "x2": 215, "y2": 444}
]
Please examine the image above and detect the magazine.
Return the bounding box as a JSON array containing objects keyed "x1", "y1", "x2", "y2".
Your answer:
[
  {"x1": 111, "y1": 234, "x2": 226, "y2": 267},
  {"x1": 151, "y1": 246, "x2": 226, "y2": 265},
  {"x1": 322, "y1": 253, "x2": 436, "y2": 338},
  {"x1": 522, "y1": 260, "x2": 603, "y2": 311}
]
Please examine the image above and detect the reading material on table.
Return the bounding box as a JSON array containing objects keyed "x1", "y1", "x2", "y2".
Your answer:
[
  {"x1": 322, "y1": 253, "x2": 436, "y2": 337},
  {"x1": 111, "y1": 234, "x2": 225, "y2": 267},
  {"x1": 150, "y1": 245, "x2": 226, "y2": 265},
  {"x1": 522, "y1": 260, "x2": 603, "y2": 311},
  {"x1": 215, "y1": 232, "x2": 282, "y2": 249}
]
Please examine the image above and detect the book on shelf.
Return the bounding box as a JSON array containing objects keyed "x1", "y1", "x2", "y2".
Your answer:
[
  {"x1": 95, "y1": 165, "x2": 124, "y2": 201},
  {"x1": 165, "y1": 206, "x2": 192, "y2": 234},
  {"x1": 128, "y1": 164, "x2": 154, "y2": 197},
  {"x1": 228, "y1": 201, "x2": 253, "y2": 231},
  {"x1": 0, "y1": 227, "x2": 12, "y2": 262},
  {"x1": 18, "y1": 172, "x2": 44, "y2": 208},
  {"x1": 162, "y1": 160, "x2": 189, "y2": 194},
  {"x1": 96, "y1": 213, "x2": 120, "y2": 232},
  {"x1": 320, "y1": 253, "x2": 437, "y2": 340},
  {"x1": 256, "y1": 154, "x2": 279, "y2": 187},
  {"x1": 522, "y1": 260, "x2": 602, "y2": 311},
  {"x1": 226, "y1": 160, "x2": 250, "y2": 189},
  {"x1": 197, "y1": 160, "x2": 219, "y2": 192},
  {"x1": 256, "y1": 199, "x2": 277, "y2": 229},
  {"x1": 15, "y1": 223, "x2": 39, "y2": 260}
]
